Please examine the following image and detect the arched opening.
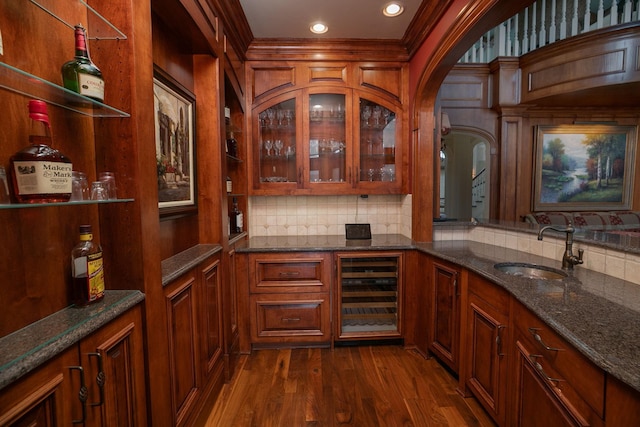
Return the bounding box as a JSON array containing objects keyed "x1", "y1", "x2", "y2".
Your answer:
[
  {"x1": 410, "y1": 0, "x2": 536, "y2": 241},
  {"x1": 439, "y1": 130, "x2": 493, "y2": 221}
]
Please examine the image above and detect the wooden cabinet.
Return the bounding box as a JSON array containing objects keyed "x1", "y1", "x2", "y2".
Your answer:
[
  {"x1": 247, "y1": 62, "x2": 407, "y2": 195},
  {"x1": 248, "y1": 252, "x2": 331, "y2": 346},
  {"x1": 164, "y1": 254, "x2": 225, "y2": 427},
  {"x1": 428, "y1": 259, "x2": 461, "y2": 372},
  {"x1": 0, "y1": 306, "x2": 146, "y2": 427},
  {"x1": 510, "y1": 300, "x2": 605, "y2": 427},
  {"x1": 222, "y1": 245, "x2": 240, "y2": 381},
  {"x1": 335, "y1": 252, "x2": 403, "y2": 341},
  {"x1": 463, "y1": 272, "x2": 510, "y2": 426}
]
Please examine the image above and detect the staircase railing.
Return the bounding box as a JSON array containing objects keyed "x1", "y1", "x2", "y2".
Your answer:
[{"x1": 459, "y1": 0, "x2": 640, "y2": 63}]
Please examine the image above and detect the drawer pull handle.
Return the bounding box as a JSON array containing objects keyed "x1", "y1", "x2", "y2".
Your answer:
[
  {"x1": 282, "y1": 317, "x2": 301, "y2": 322},
  {"x1": 528, "y1": 327, "x2": 564, "y2": 352},
  {"x1": 69, "y1": 365, "x2": 88, "y2": 424},
  {"x1": 279, "y1": 271, "x2": 300, "y2": 277},
  {"x1": 496, "y1": 325, "x2": 506, "y2": 356},
  {"x1": 529, "y1": 354, "x2": 564, "y2": 385},
  {"x1": 88, "y1": 352, "x2": 105, "y2": 407}
]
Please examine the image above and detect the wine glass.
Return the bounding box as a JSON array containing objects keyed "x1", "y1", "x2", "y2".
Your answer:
[
  {"x1": 274, "y1": 139, "x2": 283, "y2": 156},
  {"x1": 361, "y1": 105, "x2": 371, "y2": 127},
  {"x1": 266, "y1": 108, "x2": 275, "y2": 127},
  {"x1": 382, "y1": 108, "x2": 391, "y2": 125},
  {"x1": 372, "y1": 105, "x2": 382, "y2": 127},
  {"x1": 264, "y1": 139, "x2": 273, "y2": 156}
]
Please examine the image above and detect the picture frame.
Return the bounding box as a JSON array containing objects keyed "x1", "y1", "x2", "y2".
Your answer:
[
  {"x1": 533, "y1": 124, "x2": 637, "y2": 211},
  {"x1": 153, "y1": 68, "x2": 197, "y2": 217}
]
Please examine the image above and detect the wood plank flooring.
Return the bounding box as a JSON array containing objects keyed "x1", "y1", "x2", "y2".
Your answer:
[{"x1": 201, "y1": 345, "x2": 496, "y2": 426}]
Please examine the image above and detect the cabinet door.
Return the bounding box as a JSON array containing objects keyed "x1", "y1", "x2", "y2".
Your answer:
[
  {"x1": 0, "y1": 348, "x2": 76, "y2": 426},
  {"x1": 429, "y1": 261, "x2": 460, "y2": 372},
  {"x1": 201, "y1": 257, "x2": 224, "y2": 381},
  {"x1": 80, "y1": 306, "x2": 147, "y2": 427},
  {"x1": 512, "y1": 340, "x2": 590, "y2": 427},
  {"x1": 354, "y1": 94, "x2": 403, "y2": 193},
  {"x1": 466, "y1": 293, "x2": 508, "y2": 425},
  {"x1": 252, "y1": 93, "x2": 302, "y2": 192},
  {"x1": 222, "y1": 247, "x2": 240, "y2": 380},
  {"x1": 165, "y1": 274, "x2": 201, "y2": 427},
  {"x1": 303, "y1": 89, "x2": 354, "y2": 192}
]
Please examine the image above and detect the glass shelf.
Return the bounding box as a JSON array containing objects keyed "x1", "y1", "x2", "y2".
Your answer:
[
  {"x1": 0, "y1": 62, "x2": 130, "y2": 118},
  {"x1": 0, "y1": 198, "x2": 134, "y2": 210},
  {"x1": 30, "y1": 0, "x2": 127, "y2": 40},
  {"x1": 226, "y1": 154, "x2": 243, "y2": 163}
]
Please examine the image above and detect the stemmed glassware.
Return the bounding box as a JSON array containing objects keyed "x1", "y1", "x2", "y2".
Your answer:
[
  {"x1": 274, "y1": 139, "x2": 283, "y2": 156},
  {"x1": 264, "y1": 139, "x2": 273, "y2": 156},
  {"x1": 382, "y1": 108, "x2": 391, "y2": 125},
  {"x1": 266, "y1": 109, "x2": 275, "y2": 127},
  {"x1": 361, "y1": 105, "x2": 371, "y2": 127},
  {"x1": 372, "y1": 105, "x2": 382, "y2": 127}
]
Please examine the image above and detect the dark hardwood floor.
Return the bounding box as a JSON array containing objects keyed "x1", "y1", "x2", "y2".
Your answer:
[{"x1": 201, "y1": 345, "x2": 496, "y2": 426}]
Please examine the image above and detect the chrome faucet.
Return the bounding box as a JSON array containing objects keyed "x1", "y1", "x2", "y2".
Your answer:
[{"x1": 537, "y1": 221, "x2": 584, "y2": 270}]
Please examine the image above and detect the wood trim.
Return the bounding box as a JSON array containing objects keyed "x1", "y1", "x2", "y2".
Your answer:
[{"x1": 245, "y1": 39, "x2": 409, "y2": 62}]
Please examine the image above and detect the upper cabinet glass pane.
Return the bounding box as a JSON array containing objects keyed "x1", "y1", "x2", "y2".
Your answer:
[
  {"x1": 359, "y1": 98, "x2": 396, "y2": 183},
  {"x1": 308, "y1": 93, "x2": 347, "y2": 184},
  {"x1": 257, "y1": 98, "x2": 297, "y2": 183}
]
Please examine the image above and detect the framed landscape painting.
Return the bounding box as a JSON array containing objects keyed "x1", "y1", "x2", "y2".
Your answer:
[
  {"x1": 533, "y1": 124, "x2": 637, "y2": 211},
  {"x1": 153, "y1": 68, "x2": 197, "y2": 217}
]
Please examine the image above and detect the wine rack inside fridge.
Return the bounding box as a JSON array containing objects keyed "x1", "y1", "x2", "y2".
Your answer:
[{"x1": 337, "y1": 254, "x2": 401, "y2": 338}]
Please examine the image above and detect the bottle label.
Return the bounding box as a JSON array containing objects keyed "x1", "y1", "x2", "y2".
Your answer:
[
  {"x1": 237, "y1": 212, "x2": 243, "y2": 231},
  {"x1": 73, "y1": 251, "x2": 105, "y2": 303},
  {"x1": 12, "y1": 161, "x2": 72, "y2": 195},
  {"x1": 78, "y1": 74, "x2": 105, "y2": 101}
]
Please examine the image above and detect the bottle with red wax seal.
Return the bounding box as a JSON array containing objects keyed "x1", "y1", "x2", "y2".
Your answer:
[{"x1": 9, "y1": 100, "x2": 73, "y2": 203}]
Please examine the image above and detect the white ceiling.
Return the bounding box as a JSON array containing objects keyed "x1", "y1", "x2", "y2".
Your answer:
[{"x1": 238, "y1": 0, "x2": 424, "y2": 40}]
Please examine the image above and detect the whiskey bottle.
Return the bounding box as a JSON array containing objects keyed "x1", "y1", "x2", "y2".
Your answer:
[
  {"x1": 227, "y1": 131, "x2": 238, "y2": 158},
  {"x1": 71, "y1": 224, "x2": 105, "y2": 306},
  {"x1": 9, "y1": 100, "x2": 73, "y2": 203},
  {"x1": 61, "y1": 24, "x2": 105, "y2": 102},
  {"x1": 229, "y1": 197, "x2": 243, "y2": 233},
  {"x1": 226, "y1": 176, "x2": 233, "y2": 194}
]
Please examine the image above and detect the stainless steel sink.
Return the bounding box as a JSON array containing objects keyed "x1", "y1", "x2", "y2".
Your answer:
[{"x1": 493, "y1": 262, "x2": 567, "y2": 280}]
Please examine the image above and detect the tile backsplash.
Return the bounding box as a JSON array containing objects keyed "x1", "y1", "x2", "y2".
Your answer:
[
  {"x1": 434, "y1": 225, "x2": 640, "y2": 285},
  {"x1": 248, "y1": 194, "x2": 412, "y2": 237}
]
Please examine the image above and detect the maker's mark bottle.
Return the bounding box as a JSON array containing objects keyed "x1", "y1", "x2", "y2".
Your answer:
[
  {"x1": 9, "y1": 100, "x2": 73, "y2": 203},
  {"x1": 61, "y1": 24, "x2": 105, "y2": 102}
]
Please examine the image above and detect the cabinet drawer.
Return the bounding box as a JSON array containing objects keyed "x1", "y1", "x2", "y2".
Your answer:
[
  {"x1": 250, "y1": 253, "x2": 331, "y2": 293},
  {"x1": 250, "y1": 293, "x2": 330, "y2": 343},
  {"x1": 515, "y1": 304, "x2": 605, "y2": 419}
]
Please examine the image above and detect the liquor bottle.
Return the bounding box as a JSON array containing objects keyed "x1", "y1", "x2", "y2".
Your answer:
[
  {"x1": 9, "y1": 100, "x2": 73, "y2": 203},
  {"x1": 229, "y1": 197, "x2": 243, "y2": 233},
  {"x1": 226, "y1": 176, "x2": 233, "y2": 194},
  {"x1": 227, "y1": 131, "x2": 238, "y2": 158},
  {"x1": 61, "y1": 24, "x2": 105, "y2": 102},
  {"x1": 71, "y1": 224, "x2": 105, "y2": 306}
]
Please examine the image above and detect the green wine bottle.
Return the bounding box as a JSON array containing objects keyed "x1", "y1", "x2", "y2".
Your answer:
[{"x1": 61, "y1": 24, "x2": 105, "y2": 102}]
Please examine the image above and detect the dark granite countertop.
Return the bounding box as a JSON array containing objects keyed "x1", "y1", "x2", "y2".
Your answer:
[
  {"x1": 0, "y1": 290, "x2": 145, "y2": 391},
  {"x1": 236, "y1": 234, "x2": 414, "y2": 252},
  {"x1": 239, "y1": 234, "x2": 640, "y2": 392},
  {"x1": 417, "y1": 240, "x2": 640, "y2": 393},
  {"x1": 161, "y1": 244, "x2": 223, "y2": 286}
]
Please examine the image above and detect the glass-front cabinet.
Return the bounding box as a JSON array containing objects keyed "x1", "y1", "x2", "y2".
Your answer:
[
  {"x1": 250, "y1": 89, "x2": 403, "y2": 195},
  {"x1": 253, "y1": 94, "x2": 300, "y2": 192},
  {"x1": 304, "y1": 90, "x2": 353, "y2": 192},
  {"x1": 355, "y1": 95, "x2": 401, "y2": 193}
]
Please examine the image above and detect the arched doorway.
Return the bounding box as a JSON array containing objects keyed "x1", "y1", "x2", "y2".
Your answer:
[
  {"x1": 440, "y1": 130, "x2": 492, "y2": 221},
  {"x1": 410, "y1": 0, "x2": 536, "y2": 241}
]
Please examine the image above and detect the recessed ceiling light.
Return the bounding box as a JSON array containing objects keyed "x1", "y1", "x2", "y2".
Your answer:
[
  {"x1": 310, "y1": 22, "x2": 328, "y2": 34},
  {"x1": 383, "y1": 2, "x2": 404, "y2": 17}
]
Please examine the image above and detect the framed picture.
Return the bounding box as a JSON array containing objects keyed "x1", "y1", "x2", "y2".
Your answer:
[
  {"x1": 153, "y1": 68, "x2": 197, "y2": 217},
  {"x1": 533, "y1": 124, "x2": 637, "y2": 211}
]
